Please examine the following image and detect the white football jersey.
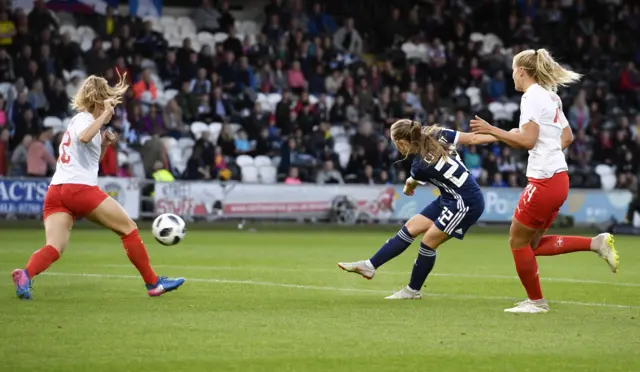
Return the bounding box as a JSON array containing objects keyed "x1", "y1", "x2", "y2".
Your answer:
[
  {"x1": 519, "y1": 83, "x2": 569, "y2": 179},
  {"x1": 50, "y1": 112, "x2": 101, "y2": 186}
]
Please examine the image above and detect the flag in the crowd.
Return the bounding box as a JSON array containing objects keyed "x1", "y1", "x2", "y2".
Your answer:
[{"x1": 129, "y1": 0, "x2": 162, "y2": 17}]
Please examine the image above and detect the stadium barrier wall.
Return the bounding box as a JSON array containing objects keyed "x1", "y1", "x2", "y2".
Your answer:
[{"x1": 0, "y1": 178, "x2": 630, "y2": 225}]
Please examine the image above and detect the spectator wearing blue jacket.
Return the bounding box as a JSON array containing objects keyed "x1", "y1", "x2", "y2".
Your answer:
[
  {"x1": 307, "y1": 3, "x2": 336, "y2": 37},
  {"x1": 487, "y1": 71, "x2": 506, "y2": 101}
]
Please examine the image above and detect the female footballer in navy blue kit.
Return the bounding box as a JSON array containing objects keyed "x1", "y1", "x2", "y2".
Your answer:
[{"x1": 338, "y1": 119, "x2": 496, "y2": 299}]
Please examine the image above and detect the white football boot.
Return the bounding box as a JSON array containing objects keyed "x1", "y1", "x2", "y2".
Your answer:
[
  {"x1": 337, "y1": 260, "x2": 376, "y2": 280},
  {"x1": 591, "y1": 233, "x2": 619, "y2": 273},
  {"x1": 385, "y1": 286, "x2": 422, "y2": 300},
  {"x1": 504, "y1": 299, "x2": 549, "y2": 314}
]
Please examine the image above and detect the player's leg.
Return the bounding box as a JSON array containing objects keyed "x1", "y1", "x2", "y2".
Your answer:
[
  {"x1": 338, "y1": 199, "x2": 439, "y2": 280},
  {"x1": 337, "y1": 215, "x2": 433, "y2": 280},
  {"x1": 505, "y1": 182, "x2": 553, "y2": 313},
  {"x1": 13, "y1": 185, "x2": 74, "y2": 300},
  {"x1": 86, "y1": 195, "x2": 184, "y2": 296},
  {"x1": 531, "y1": 222, "x2": 619, "y2": 272},
  {"x1": 386, "y1": 224, "x2": 449, "y2": 300}
]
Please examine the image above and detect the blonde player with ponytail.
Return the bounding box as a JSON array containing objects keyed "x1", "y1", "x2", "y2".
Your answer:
[
  {"x1": 471, "y1": 49, "x2": 619, "y2": 314},
  {"x1": 11, "y1": 74, "x2": 185, "y2": 300}
]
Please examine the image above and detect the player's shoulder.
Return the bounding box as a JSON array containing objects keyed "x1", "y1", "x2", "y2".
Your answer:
[{"x1": 71, "y1": 111, "x2": 93, "y2": 126}]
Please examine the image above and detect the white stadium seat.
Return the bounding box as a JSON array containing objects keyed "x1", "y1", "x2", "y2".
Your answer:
[
  {"x1": 190, "y1": 121, "x2": 209, "y2": 139},
  {"x1": 236, "y1": 155, "x2": 255, "y2": 167},
  {"x1": 241, "y1": 165, "x2": 259, "y2": 183},
  {"x1": 259, "y1": 165, "x2": 277, "y2": 184},
  {"x1": 161, "y1": 136, "x2": 178, "y2": 150},
  {"x1": 254, "y1": 155, "x2": 272, "y2": 167},
  {"x1": 43, "y1": 116, "x2": 63, "y2": 128},
  {"x1": 228, "y1": 123, "x2": 242, "y2": 134},
  {"x1": 177, "y1": 137, "x2": 195, "y2": 150},
  {"x1": 213, "y1": 32, "x2": 228, "y2": 43}
]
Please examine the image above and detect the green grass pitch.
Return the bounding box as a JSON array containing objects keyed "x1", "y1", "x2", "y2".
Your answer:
[{"x1": 0, "y1": 227, "x2": 639, "y2": 372}]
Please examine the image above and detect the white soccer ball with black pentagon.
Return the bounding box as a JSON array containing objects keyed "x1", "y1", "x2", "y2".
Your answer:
[{"x1": 152, "y1": 213, "x2": 186, "y2": 246}]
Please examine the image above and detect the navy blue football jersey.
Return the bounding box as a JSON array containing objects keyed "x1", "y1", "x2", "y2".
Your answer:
[{"x1": 410, "y1": 129, "x2": 482, "y2": 200}]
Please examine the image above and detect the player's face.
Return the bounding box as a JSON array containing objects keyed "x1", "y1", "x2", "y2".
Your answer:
[
  {"x1": 393, "y1": 138, "x2": 410, "y2": 155},
  {"x1": 512, "y1": 65, "x2": 522, "y2": 92}
]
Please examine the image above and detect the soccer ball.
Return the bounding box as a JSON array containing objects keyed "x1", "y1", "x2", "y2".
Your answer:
[{"x1": 152, "y1": 213, "x2": 186, "y2": 246}]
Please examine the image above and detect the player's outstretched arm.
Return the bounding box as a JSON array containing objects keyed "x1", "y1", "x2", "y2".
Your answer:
[
  {"x1": 456, "y1": 132, "x2": 499, "y2": 145},
  {"x1": 470, "y1": 116, "x2": 539, "y2": 150}
]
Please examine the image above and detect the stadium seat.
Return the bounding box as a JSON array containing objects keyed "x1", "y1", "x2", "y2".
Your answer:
[
  {"x1": 308, "y1": 94, "x2": 319, "y2": 105},
  {"x1": 43, "y1": 116, "x2": 63, "y2": 128},
  {"x1": 213, "y1": 32, "x2": 228, "y2": 43},
  {"x1": 337, "y1": 150, "x2": 350, "y2": 169},
  {"x1": 241, "y1": 165, "x2": 259, "y2": 183},
  {"x1": 160, "y1": 15, "x2": 177, "y2": 27},
  {"x1": 59, "y1": 24, "x2": 77, "y2": 40},
  {"x1": 259, "y1": 165, "x2": 277, "y2": 184},
  {"x1": 488, "y1": 102, "x2": 509, "y2": 121},
  {"x1": 228, "y1": 122, "x2": 242, "y2": 134},
  {"x1": 334, "y1": 142, "x2": 351, "y2": 153},
  {"x1": 329, "y1": 126, "x2": 345, "y2": 138},
  {"x1": 76, "y1": 26, "x2": 96, "y2": 40},
  {"x1": 470, "y1": 32, "x2": 485, "y2": 42},
  {"x1": 163, "y1": 24, "x2": 180, "y2": 40},
  {"x1": 177, "y1": 137, "x2": 195, "y2": 150},
  {"x1": 80, "y1": 38, "x2": 92, "y2": 52},
  {"x1": 161, "y1": 137, "x2": 178, "y2": 150},
  {"x1": 190, "y1": 121, "x2": 209, "y2": 139},
  {"x1": 209, "y1": 121, "x2": 222, "y2": 136},
  {"x1": 267, "y1": 93, "x2": 282, "y2": 107},
  {"x1": 324, "y1": 95, "x2": 335, "y2": 110},
  {"x1": 0, "y1": 82, "x2": 11, "y2": 98},
  {"x1": 236, "y1": 155, "x2": 255, "y2": 167},
  {"x1": 465, "y1": 87, "x2": 482, "y2": 107},
  {"x1": 197, "y1": 31, "x2": 214, "y2": 44},
  {"x1": 271, "y1": 156, "x2": 281, "y2": 167},
  {"x1": 254, "y1": 155, "x2": 272, "y2": 167},
  {"x1": 139, "y1": 135, "x2": 151, "y2": 145}
]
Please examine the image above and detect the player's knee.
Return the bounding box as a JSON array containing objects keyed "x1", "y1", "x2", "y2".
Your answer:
[{"x1": 115, "y1": 219, "x2": 138, "y2": 237}]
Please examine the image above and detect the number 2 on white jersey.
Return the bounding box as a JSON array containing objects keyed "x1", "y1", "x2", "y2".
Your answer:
[
  {"x1": 59, "y1": 131, "x2": 71, "y2": 164},
  {"x1": 434, "y1": 157, "x2": 469, "y2": 187}
]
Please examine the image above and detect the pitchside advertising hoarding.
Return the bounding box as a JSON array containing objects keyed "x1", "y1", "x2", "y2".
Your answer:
[
  {"x1": 154, "y1": 182, "x2": 632, "y2": 224},
  {"x1": 0, "y1": 178, "x2": 630, "y2": 224},
  {"x1": 0, "y1": 178, "x2": 140, "y2": 219}
]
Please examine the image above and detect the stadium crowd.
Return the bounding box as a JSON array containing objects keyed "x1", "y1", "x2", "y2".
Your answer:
[{"x1": 0, "y1": 0, "x2": 638, "y2": 190}]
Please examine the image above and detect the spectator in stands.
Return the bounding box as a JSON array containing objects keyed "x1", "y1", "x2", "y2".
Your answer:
[
  {"x1": 160, "y1": 50, "x2": 180, "y2": 90},
  {"x1": 163, "y1": 99, "x2": 186, "y2": 139},
  {"x1": 216, "y1": 123, "x2": 236, "y2": 155},
  {"x1": 46, "y1": 78, "x2": 69, "y2": 118},
  {"x1": 152, "y1": 160, "x2": 175, "y2": 183},
  {"x1": 28, "y1": 0, "x2": 58, "y2": 35},
  {"x1": 176, "y1": 80, "x2": 198, "y2": 123},
  {"x1": 213, "y1": 146, "x2": 231, "y2": 180},
  {"x1": 140, "y1": 132, "x2": 167, "y2": 177},
  {"x1": 316, "y1": 159, "x2": 344, "y2": 184},
  {"x1": 333, "y1": 17, "x2": 362, "y2": 56},
  {"x1": 194, "y1": 0, "x2": 222, "y2": 33},
  {"x1": 0, "y1": 11, "x2": 15, "y2": 49},
  {"x1": 190, "y1": 68, "x2": 212, "y2": 96},
  {"x1": 569, "y1": 90, "x2": 590, "y2": 132},
  {"x1": 132, "y1": 68, "x2": 157, "y2": 102},
  {"x1": 307, "y1": 2, "x2": 336, "y2": 37},
  {"x1": 358, "y1": 164, "x2": 376, "y2": 185},
  {"x1": 464, "y1": 146, "x2": 482, "y2": 181},
  {"x1": 263, "y1": 14, "x2": 284, "y2": 44},
  {"x1": 487, "y1": 71, "x2": 506, "y2": 101},
  {"x1": 96, "y1": 6, "x2": 118, "y2": 38},
  {"x1": 0, "y1": 48, "x2": 13, "y2": 82},
  {"x1": 217, "y1": 51, "x2": 238, "y2": 94},
  {"x1": 284, "y1": 166, "x2": 301, "y2": 184},
  {"x1": 0, "y1": 127, "x2": 8, "y2": 176},
  {"x1": 142, "y1": 104, "x2": 164, "y2": 135},
  {"x1": 10, "y1": 133, "x2": 31, "y2": 176},
  {"x1": 27, "y1": 79, "x2": 48, "y2": 117},
  {"x1": 224, "y1": 25, "x2": 243, "y2": 58},
  {"x1": 185, "y1": 143, "x2": 211, "y2": 180},
  {"x1": 26, "y1": 128, "x2": 55, "y2": 177}
]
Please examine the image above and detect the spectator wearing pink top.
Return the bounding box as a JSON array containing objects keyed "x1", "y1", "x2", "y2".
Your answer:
[
  {"x1": 284, "y1": 167, "x2": 302, "y2": 184},
  {"x1": 287, "y1": 60, "x2": 306, "y2": 94},
  {"x1": 27, "y1": 129, "x2": 56, "y2": 177}
]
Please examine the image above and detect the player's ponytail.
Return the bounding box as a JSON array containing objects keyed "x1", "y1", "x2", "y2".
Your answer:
[
  {"x1": 513, "y1": 48, "x2": 581, "y2": 92},
  {"x1": 390, "y1": 119, "x2": 449, "y2": 164},
  {"x1": 71, "y1": 71, "x2": 129, "y2": 113}
]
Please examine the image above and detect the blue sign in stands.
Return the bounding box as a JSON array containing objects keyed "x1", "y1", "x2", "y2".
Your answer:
[{"x1": 0, "y1": 179, "x2": 49, "y2": 215}]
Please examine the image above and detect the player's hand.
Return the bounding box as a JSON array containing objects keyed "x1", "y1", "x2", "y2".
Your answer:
[
  {"x1": 403, "y1": 178, "x2": 418, "y2": 196},
  {"x1": 102, "y1": 99, "x2": 117, "y2": 121},
  {"x1": 509, "y1": 128, "x2": 520, "y2": 133},
  {"x1": 101, "y1": 129, "x2": 116, "y2": 147},
  {"x1": 470, "y1": 115, "x2": 495, "y2": 135}
]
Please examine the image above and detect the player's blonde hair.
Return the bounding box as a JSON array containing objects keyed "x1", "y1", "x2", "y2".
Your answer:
[
  {"x1": 390, "y1": 119, "x2": 449, "y2": 164},
  {"x1": 71, "y1": 72, "x2": 128, "y2": 113},
  {"x1": 513, "y1": 48, "x2": 581, "y2": 92}
]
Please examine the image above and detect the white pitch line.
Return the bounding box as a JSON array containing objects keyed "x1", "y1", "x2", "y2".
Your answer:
[
  {"x1": 94, "y1": 263, "x2": 640, "y2": 288},
  {"x1": 39, "y1": 271, "x2": 640, "y2": 310}
]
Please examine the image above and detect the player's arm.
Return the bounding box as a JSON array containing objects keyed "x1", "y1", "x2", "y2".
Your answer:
[
  {"x1": 470, "y1": 116, "x2": 539, "y2": 150},
  {"x1": 561, "y1": 125, "x2": 573, "y2": 150},
  {"x1": 456, "y1": 132, "x2": 499, "y2": 145},
  {"x1": 79, "y1": 100, "x2": 115, "y2": 143}
]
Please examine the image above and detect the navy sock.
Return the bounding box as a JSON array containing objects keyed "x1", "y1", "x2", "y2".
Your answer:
[
  {"x1": 408, "y1": 243, "x2": 437, "y2": 291},
  {"x1": 369, "y1": 226, "x2": 415, "y2": 268}
]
